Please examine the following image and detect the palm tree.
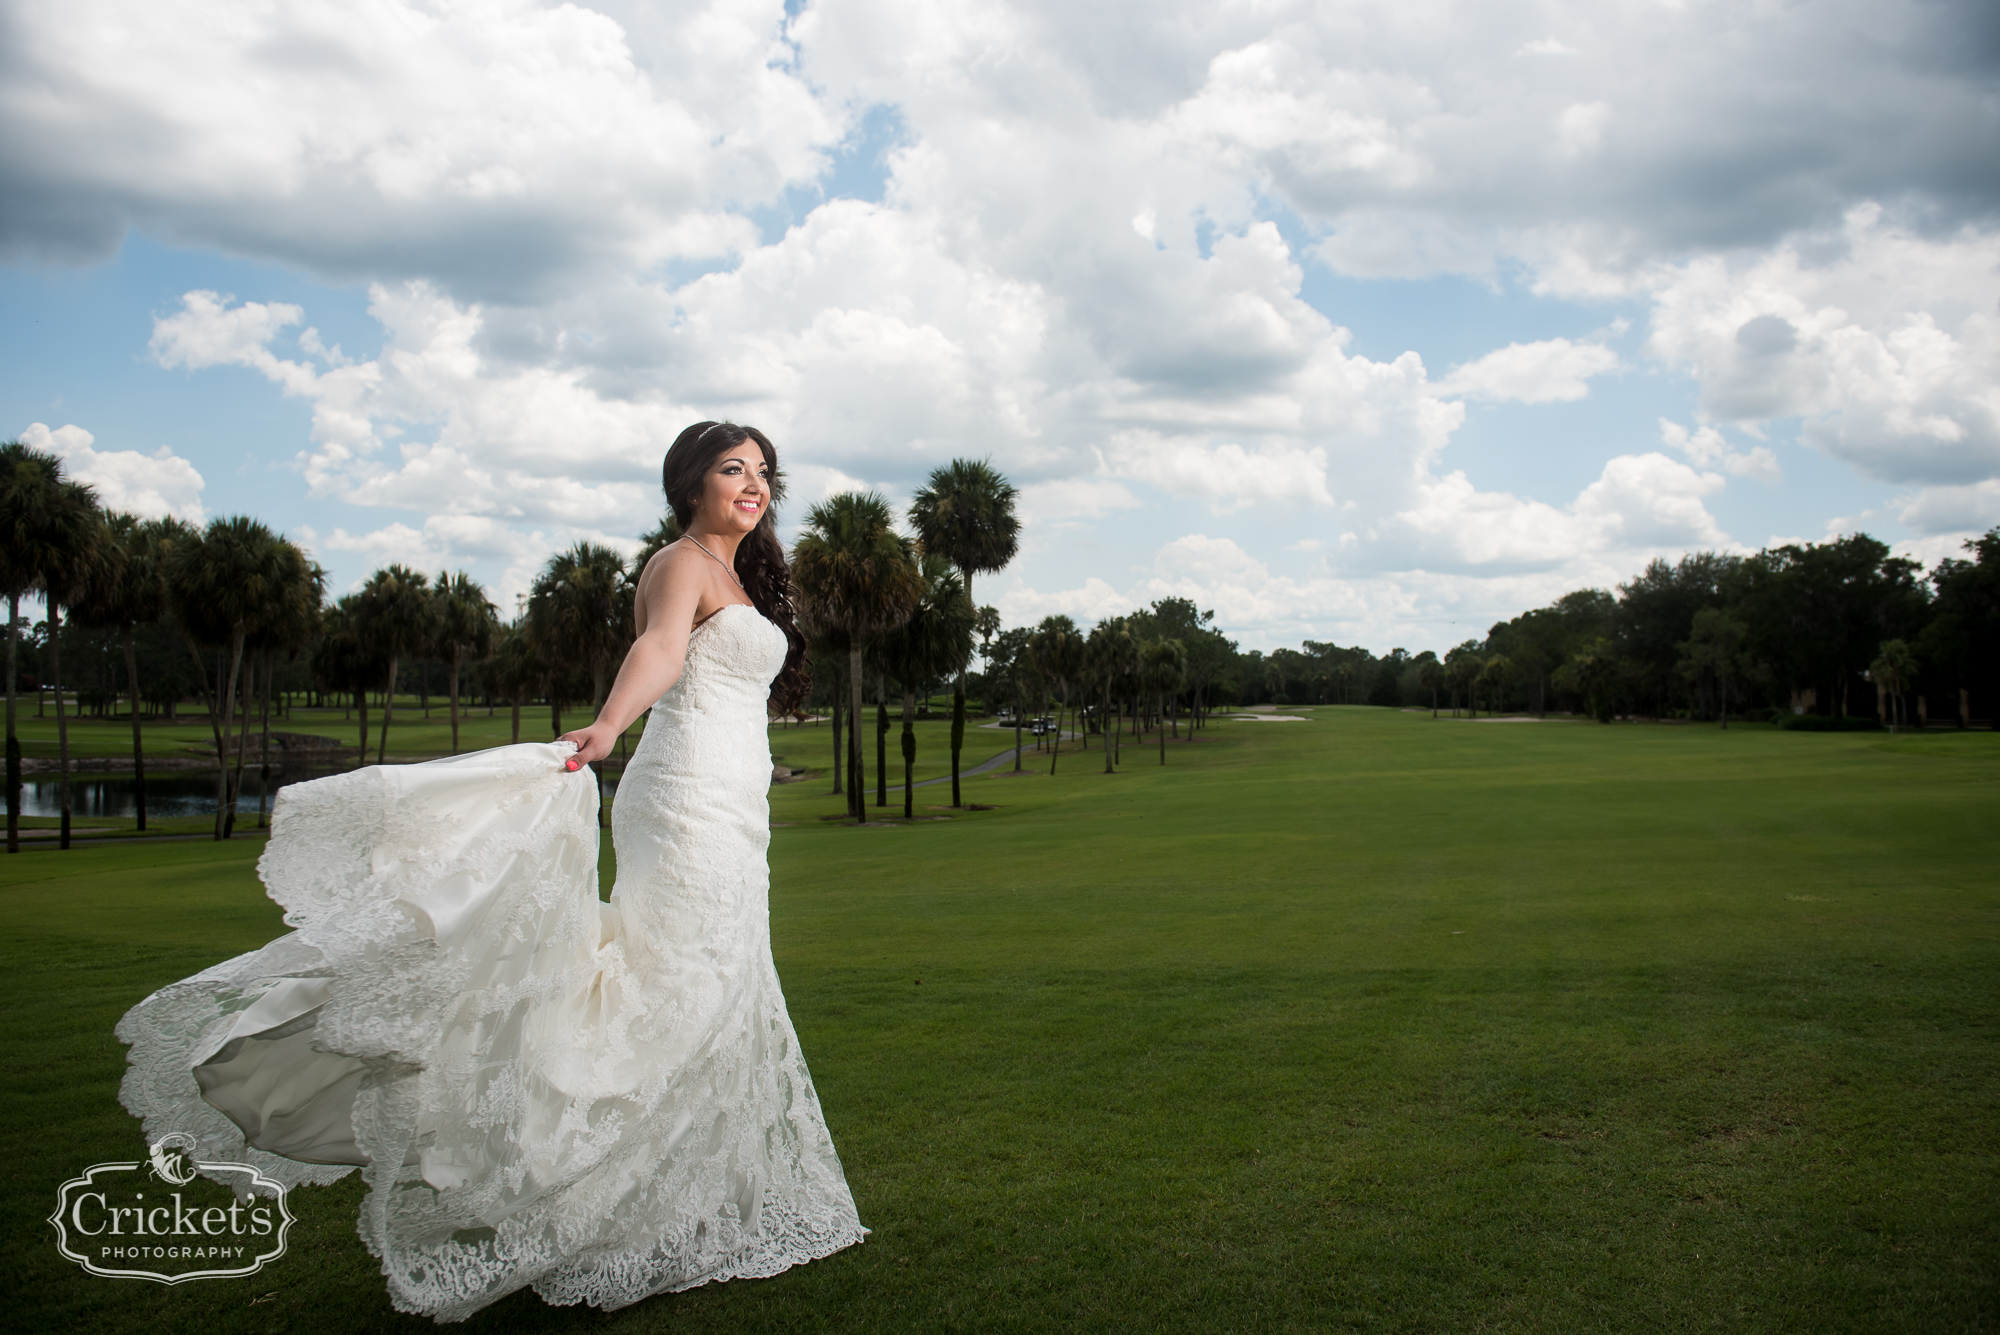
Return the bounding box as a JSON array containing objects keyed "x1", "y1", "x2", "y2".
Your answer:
[
  {"x1": 1142, "y1": 638, "x2": 1187, "y2": 765},
  {"x1": 355, "y1": 565, "x2": 436, "y2": 765},
  {"x1": 1678, "y1": 608, "x2": 1750, "y2": 727},
  {"x1": 1446, "y1": 646, "x2": 1484, "y2": 719},
  {"x1": 1030, "y1": 615, "x2": 1083, "y2": 775},
  {"x1": 70, "y1": 513, "x2": 168, "y2": 830},
  {"x1": 1871, "y1": 639, "x2": 1919, "y2": 734},
  {"x1": 433, "y1": 571, "x2": 498, "y2": 754},
  {"x1": 1415, "y1": 655, "x2": 1443, "y2": 718},
  {"x1": 634, "y1": 513, "x2": 683, "y2": 569},
  {"x1": 528, "y1": 544, "x2": 630, "y2": 820},
  {"x1": 1478, "y1": 654, "x2": 1512, "y2": 717},
  {"x1": 806, "y1": 638, "x2": 848, "y2": 795},
  {"x1": 1085, "y1": 619, "x2": 1136, "y2": 774},
  {"x1": 310, "y1": 595, "x2": 379, "y2": 769},
  {"x1": 980, "y1": 626, "x2": 1033, "y2": 772},
  {"x1": 0, "y1": 443, "x2": 108, "y2": 849},
  {"x1": 908, "y1": 460, "x2": 1021, "y2": 807},
  {"x1": 243, "y1": 544, "x2": 323, "y2": 831},
  {"x1": 529, "y1": 544, "x2": 631, "y2": 714},
  {"x1": 167, "y1": 517, "x2": 290, "y2": 839},
  {"x1": 874, "y1": 554, "x2": 975, "y2": 817},
  {"x1": 792, "y1": 493, "x2": 924, "y2": 822},
  {"x1": 0, "y1": 440, "x2": 62, "y2": 853},
  {"x1": 483, "y1": 622, "x2": 540, "y2": 746},
  {"x1": 1569, "y1": 635, "x2": 1615, "y2": 722}
]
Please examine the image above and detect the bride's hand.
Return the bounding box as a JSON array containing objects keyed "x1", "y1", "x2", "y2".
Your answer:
[{"x1": 556, "y1": 724, "x2": 619, "y2": 770}]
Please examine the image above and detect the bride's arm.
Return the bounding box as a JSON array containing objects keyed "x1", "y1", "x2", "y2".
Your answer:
[{"x1": 557, "y1": 548, "x2": 704, "y2": 767}]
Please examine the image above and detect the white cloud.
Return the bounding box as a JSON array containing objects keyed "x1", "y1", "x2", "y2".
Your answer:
[
  {"x1": 1018, "y1": 476, "x2": 1143, "y2": 523},
  {"x1": 1894, "y1": 480, "x2": 2000, "y2": 537},
  {"x1": 6, "y1": 0, "x2": 1992, "y2": 649},
  {"x1": 1099, "y1": 431, "x2": 1335, "y2": 512},
  {"x1": 1645, "y1": 205, "x2": 2000, "y2": 486},
  {"x1": 0, "y1": 0, "x2": 837, "y2": 296},
  {"x1": 1555, "y1": 102, "x2": 1610, "y2": 159},
  {"x1": 1658, "y1": 418, "x2": 1780, "y2": 482},
  {"x1": 1436, "y1": 338, "x2": 1619, "y2": 404},
  {"x1": 151, "y1": 285, "x2": 666, "y2": 533},
  {"x1": 19, "y1": 422, "x2": 206, "y2": 522}
]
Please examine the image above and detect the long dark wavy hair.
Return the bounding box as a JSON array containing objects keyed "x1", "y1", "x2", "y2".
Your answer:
[{"x1": 661, "y1": 421, "x2": 809, "y2": 716}]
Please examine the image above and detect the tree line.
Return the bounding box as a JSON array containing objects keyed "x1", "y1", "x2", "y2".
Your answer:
[
  {"x1": 11, "y1": 429, "x2": 1996, "y2": 851},
  {"x1": 1135, "y1": 531, "x2": 1998, "y2": 732},
  {"x1": 0, "y1": 443, "x2": 1044, "y2": 844}
]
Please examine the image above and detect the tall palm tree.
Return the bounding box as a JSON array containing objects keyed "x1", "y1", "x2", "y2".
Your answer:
[
  {"x1": 433, "y1": 571, "x2": 498, "y2": 754},
  {"x1": 1416, "y1": 656, "x2": 1443, "y2": 718},
  {"x1": 71, "y1": 513, "x2": 168, "y2": 829},
  {"x1": 1872, "y1": 638, "x2": 1919, "y2": 734},
  {"x1": 874, "y1": 554, "x2": 975, "y2": 817},
  {"x1": 243, "y1": 544, "x2": 323, "y2": 831},
  {"x1": 1680, "y1": 607, "x2": 1749, "y2": 728},
  {"x1": 167, "y1": 517, "x2": 290, "y2": 839},
  {"x1": 311, "y1": 595, "x2": 379, "y2": 769},
  {"x1": 908, "y1": 459, "x2": 1020, "y2": 807},
  {"x1": 0, "y1": 440, "x2": 62, "y2": 853},
  {"x1": 806, "y1": 637, "x2": 849, "y2": 795},
  {"x1": 1478, "y1": 654, "x2": 1512, "y2": 718},
  {"x1": 1030, "y1": 615, "x2": 1083, "y2": 775},
  {"x1": 1142, "y1": 638, "x2": 1187, "y2": 765},
  {"x1": 1446, "y1": 648, "x2": 1484, "y2": 719},
  {"x1": 0, "y1": 444, "x2": 108, "y2": 849},
  {"x1": 355, "y1": 565, "x2": 436, "y2": 765},
  {"x1": 1087, "y1": 619, "x2": 1136, "y2": 774},
  {"x1": 484, "y1": 622, "x2": 540, "y2": 746},
  {"x1": 528, "y1": 544, "x2": 631, "y2": 714},
  {"x1": 528, "y1": 544, "x2": 630, "y2": 822},
  {"x1": 792, "y1": 493, "x2": 924, "y2": 822}
]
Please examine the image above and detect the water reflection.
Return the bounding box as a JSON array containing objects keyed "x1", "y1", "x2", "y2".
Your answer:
[
  {"x1": 14, "y1": 765, "x2": 625, "y2": 819},
  {"x1": 16, "y1": 771, "x2": 313, "y2": 819}
]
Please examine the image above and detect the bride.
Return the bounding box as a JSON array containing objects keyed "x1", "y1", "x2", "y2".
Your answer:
[{"x1": 114, "y1": 421, "x2": 867, "y2": 1322}]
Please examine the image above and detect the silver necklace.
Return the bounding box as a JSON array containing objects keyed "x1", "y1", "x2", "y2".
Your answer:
[{"x1": 685, "y1": 535, "x2": 743, "y2": 588}]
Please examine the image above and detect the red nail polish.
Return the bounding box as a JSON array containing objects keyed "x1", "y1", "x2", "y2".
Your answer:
[{"x1": 565, "y1": 759, "x2": 579, "y2": 771}]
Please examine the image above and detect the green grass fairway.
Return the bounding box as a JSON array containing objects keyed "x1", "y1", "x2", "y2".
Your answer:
[
  {"x1": 5, "y1": 710, "x2": 1996, "y2": 1332},
  {"x1": 4, "y1": 702, "x2": 638, "y2": 763}
]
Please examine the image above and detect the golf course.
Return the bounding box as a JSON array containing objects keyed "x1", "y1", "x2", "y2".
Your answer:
[{"x1": 6, "y1": 708, "x2": 1996, "y2": 1332}]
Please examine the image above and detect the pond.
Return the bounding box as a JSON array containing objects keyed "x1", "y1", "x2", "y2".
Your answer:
[
  {"x1": 12, "y1": 767, "x2": 629, "y2": 819},
  {"x1": 15, "y1": 769, "x2": 332, "y2": 819}
]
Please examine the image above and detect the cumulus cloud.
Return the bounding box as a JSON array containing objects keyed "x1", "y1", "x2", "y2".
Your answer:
[
  {"x1": 7, "y1": 0, "x2": 1993, "y2": 645},
  {"x1": 1645, "y1": 205, "x2": 2000, "y2": 486},
  {"x1": 151, "y1": 285, "x2": 666, "y2": 532},
  {"x1": 1099, "y1": 432, "x2": 1335, "y2": 512},
  {"x1": 1895, "y1": 480, "x2": 2000, "y2": 538},
  {"x1": 20, "y1": 421, "x2": 206, "y2": 522},
  {"x1": 1658, "y1": 419, "x2": 1780, "y2": 482},
  {"x1": 1436, "y1": 338, "x2": 1619, "y2": 403},
  {"x1": 0, "y1": 0, "x2": 835, "y2": 297}
]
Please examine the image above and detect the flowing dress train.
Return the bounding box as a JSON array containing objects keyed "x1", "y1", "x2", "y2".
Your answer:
[{"x1": 115, "y1": 603, "x2": 866, "y2": 1322}]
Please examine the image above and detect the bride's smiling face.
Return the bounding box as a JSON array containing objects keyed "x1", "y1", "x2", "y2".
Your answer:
[{"x1": 692, "y1": 445, "x2": 771, "y2": 536}]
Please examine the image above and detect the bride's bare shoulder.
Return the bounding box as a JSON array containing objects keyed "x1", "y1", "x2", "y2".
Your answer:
[
  {"x1": 642, "y1": 541, "x2": 717, "y2": 589},
  {"x1": 633, "y1": 542, "x2": 707, "y2": 633}
]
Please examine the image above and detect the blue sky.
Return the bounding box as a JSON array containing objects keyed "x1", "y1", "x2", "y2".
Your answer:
[{"x1": 2, "y1": 0, "x2": 1993, "y2": 652}]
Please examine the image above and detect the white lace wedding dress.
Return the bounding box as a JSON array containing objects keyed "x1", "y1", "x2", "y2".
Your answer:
[{"x1": 115, "y1": 603, "x2": 866, "y2": 1322}]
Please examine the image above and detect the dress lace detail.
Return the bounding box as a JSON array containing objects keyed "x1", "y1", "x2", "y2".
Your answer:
[{"x1": 115, "y1": 603, "x2": 866, "y2": 1322}]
